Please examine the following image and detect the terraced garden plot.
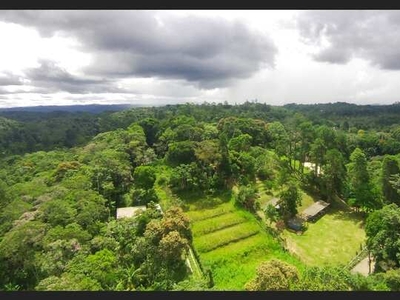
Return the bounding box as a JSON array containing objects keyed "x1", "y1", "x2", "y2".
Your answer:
[
  {"x1": 186, "y1": 201, "x2": 305, "y2": 290},
  {"x1": 194, "y1": 222, "x2": 261, "y2": 253},
  {"x1": 255, "y1": 179, "x2": 275, "y2": 205},
  {"x1": 186, "y1": 202, "x2": 234, "y2": 222},
  {"x1": 200, "y1": 233, "x2": 276, "y2": 261},
  {"x1": 197, "y1": 227, "x2": 304, "y2": 290},
  {"x1": 191, "y1": 211, "x2": 250, "y2": 236}
]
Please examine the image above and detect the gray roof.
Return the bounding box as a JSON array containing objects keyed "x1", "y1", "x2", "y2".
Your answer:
[{"x1": 301, "y1": 200, "x2": 330, "y2": 219}]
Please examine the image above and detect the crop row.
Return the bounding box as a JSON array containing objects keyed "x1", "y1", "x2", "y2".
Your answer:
[{"x1": 194, "y1": 222, "x2": 261, "y2": 253}]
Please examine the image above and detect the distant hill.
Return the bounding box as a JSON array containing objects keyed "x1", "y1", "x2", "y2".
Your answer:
[{"x1": 0, "y1": 104, "x2": 138, "y2": 114}]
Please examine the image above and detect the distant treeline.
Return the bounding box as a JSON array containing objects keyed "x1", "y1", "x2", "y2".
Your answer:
[{"x1": 1, "y1": 101, "x2": 400, "y2": 157}]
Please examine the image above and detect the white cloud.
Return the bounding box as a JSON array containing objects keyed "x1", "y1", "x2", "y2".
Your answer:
[
  {"x1": 0, "y1": 10, "x2": 400, "y2": 108},
  {"x1": 0, "y1": 21, "x2": 91, "y2": 76}
]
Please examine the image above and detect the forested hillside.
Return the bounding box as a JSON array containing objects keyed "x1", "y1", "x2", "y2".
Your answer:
[{"x1": 1, "y1": 101, "x2": 400, "y2": 291}]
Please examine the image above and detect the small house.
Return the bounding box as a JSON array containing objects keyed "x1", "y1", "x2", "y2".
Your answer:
[{"x1": 300, "y1": 200, "x2": 330, "y2": 222}]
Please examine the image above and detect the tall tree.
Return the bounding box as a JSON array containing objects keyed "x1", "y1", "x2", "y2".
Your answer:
[
  {"x1": 278, "y1": 183, "x2": 301, "y2": 221},
  {"x1": 166, "y1": 141, "x2": 196, "y2": 166},
  {"x1": 309, "y1": 137, "x2": 326, "y2": 176},
  {"x1": 245, "y1": 259, "x2": 299, "y2": 291},
  {"x1": 382, "y1": 155, "x2": 400, "y2": 205},
  {"x1": 347, "y1": 148, "x2": 381, "y2": 212},
  {"x1": 133, "y1": 166, "x2": 157, "y2": 190},
  {"x1": 322, "y1": 149, "x2": 347, "y2": 200},
  {"x1": 235, "y1": 185, "x2": 257, "y2": 211},
  {"x1": 266, "y1": 121, "x2": 289, "y2": 158},
  {"x1": 138, "y1": 118, "x2": 159, "y2": 147},
  {"x1": 365, "y1": 203, "x2": 400, "y2": 272},
  {"x1": 0, "y1": 221, "x2": 48, "y2": 289}
]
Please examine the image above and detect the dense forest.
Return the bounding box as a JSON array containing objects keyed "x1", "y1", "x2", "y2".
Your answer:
[{"x1": 1, "y1": 101, "x2": 400, "y2": 291}]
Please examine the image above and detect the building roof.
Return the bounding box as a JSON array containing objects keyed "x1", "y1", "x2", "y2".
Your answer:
[
  {"x1": 116, "y1": 206, "x2": 147, "y2": 219},
  {"x1": 301, "y1": 200, "x2": 330, "y2": 220}
]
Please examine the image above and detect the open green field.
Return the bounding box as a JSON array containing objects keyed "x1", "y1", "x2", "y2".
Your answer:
[
  {"x1": 185, "y1": 199, "x2": 304, "y2": 290},
  {"x1": 246, "y1": 177, "x2": 367, "y2": 272},
  {"x1": 282, "y1": 208, "x2": 366, "y2": 266}
]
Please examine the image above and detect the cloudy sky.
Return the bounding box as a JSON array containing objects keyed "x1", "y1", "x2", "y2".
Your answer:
[{"x1": 0, "y1": 10, "x2": 400, "y2": 108}]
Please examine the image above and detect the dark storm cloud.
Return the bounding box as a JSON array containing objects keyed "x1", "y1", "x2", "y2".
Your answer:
[
  {"x1": 0, "y1": 10, "x2": 277, "y2": 88},
  {"x1": 0, "y1": 72, "x2": 24, "y2": 86},
  {"x1": 24, "y1": 60, "x2": 125, "y2": 94},
  {"x1": 297, "y1": 10, "x2": 400, "y2": 70}
]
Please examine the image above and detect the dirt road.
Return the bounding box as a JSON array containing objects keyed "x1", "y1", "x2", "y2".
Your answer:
[{"x1": 351, "y1": 256, "x2": 375, "y2": 276}]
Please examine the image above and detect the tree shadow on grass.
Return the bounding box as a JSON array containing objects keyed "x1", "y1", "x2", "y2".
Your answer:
[{"x1": 328, "y1": 207, "x2": 366, "y2": 228}]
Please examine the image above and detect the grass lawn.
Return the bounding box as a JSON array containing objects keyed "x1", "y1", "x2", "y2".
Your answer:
[{"x1": 281, "y1": 208, "x2": 366, "y2": 267}]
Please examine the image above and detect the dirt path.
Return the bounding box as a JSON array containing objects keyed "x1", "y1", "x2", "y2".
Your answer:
[
  {"x1": 186, "y1": 247, "x2": 203, "y2": 280},
  {"x1": 351, "y1": 256, "x2": 375, "y2": 276}
]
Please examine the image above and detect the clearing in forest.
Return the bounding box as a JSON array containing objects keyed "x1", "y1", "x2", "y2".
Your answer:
[
  {"x1": 254, "y1": 177, "x2": 365, "y2": 268},
  {"x1": 154, "y1": 170, "x2": 306, "y2": 290},
  {"x1": 282, "y1": 208, "x2": 366, "y2": 266}
]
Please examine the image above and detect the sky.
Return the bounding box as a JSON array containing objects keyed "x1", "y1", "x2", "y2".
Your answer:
[{"x1": 1, "y1": 10, "x2": 400, "y2": 108}]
